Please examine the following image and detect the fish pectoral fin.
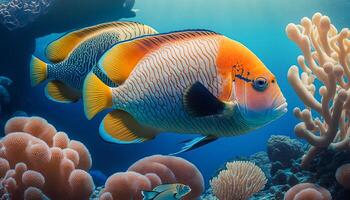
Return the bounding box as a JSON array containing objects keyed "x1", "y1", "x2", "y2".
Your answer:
[
  {"x1": 99, "y1": 110, "x2": 158, "y2": 144},
  {"x1": 142, "y1": 191, "x2": 159, "y2": 200},
  {"x1": 45, "y1": 81, "x2": 81, "y2": 103},
  {"x1": 184, "y1": 81, "x2": 235, "y2": 117},
  {"x1": 169, "y1": 135, "x2": 218, "y2": 156},
  {"x1": 175, "y1": 193, "x2": 183, "y2": 199}
]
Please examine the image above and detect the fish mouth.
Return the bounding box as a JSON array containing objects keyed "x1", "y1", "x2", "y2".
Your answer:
[{"x1": 273, "y1": 100, "x2": 288, "y2": 114}]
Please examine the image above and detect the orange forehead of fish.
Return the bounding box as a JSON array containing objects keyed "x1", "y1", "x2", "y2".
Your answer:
[{"x1": 216, "y1": 37, "x2": 278, "y2": 110}]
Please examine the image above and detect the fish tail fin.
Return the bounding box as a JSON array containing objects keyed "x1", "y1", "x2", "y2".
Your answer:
[
  {"x1": 30, "y1": 56, "x2": 48, "y2": 86},
  {"x1": 83, "y1": 72, "x2": 113, "y2": 120},
  {"x1": 141, "y1": 191, "x2": 159, "y2": 200}
]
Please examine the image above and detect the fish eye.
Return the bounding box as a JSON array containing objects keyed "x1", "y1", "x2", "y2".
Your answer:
[{"x1": 253, "y1": 77, "x2": 269, "y2": 92}]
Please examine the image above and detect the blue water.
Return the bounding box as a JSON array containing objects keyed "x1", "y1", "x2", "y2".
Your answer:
[{"x1": 30, "y1": 0, "x2": 350, "y2": 187}]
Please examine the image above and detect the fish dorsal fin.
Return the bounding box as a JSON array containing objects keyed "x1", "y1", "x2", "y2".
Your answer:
[
  {"x1": 46, "y1": 21, "x2": 155, "y2": 63},
  {"x1": 142, "y1": 191, "x2": 159, "y2": 200},
  {"x1": 99, "y1": 30, "x2": 219, "y2": 84},
  {"x1": 99, "y1": 110, "x2": 158, "y2": 144}
]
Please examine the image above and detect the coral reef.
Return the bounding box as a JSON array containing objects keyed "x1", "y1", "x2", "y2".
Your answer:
[
  {"x1": 201, "y1": 135, "x2": 350, "y2": 200},
  {"x1": 210, "y1": 161, "x2": 267, "y2": 200},
  {"x1": 267, "y1": 135, "x2": 304, "y2": 168},
  {"x1": 286, "y1": 12, "x2": 350, "y2": 168},
  {"x1": 0, "y1": 0, "x2": 54, "y2": 30},
  {"x1": 98, "y1": 155, "x2": 204, "y2": 200},
  {"x1": 100, "y1": 171, "x2": 152, "y2": 200},
  {"x1": 284, "y1": 183, "x2": 331, "y2": 200},
  {"x1": 128, "y1": 155, "x2": 204, "y2": 200},
  {"x1": 0, "y1": 116, "x2": 94, "y2": 199},
  {"x1": 0, "y1": 76, "x2": 12, "y2": 114}
]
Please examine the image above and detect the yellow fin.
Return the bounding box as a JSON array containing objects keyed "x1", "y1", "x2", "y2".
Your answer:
[
  {"x1": 99, "y1": 110, "x2": 157, "y2": 144},
  {"x1": 30, "y1": 56, "x2": 47, "y2": 86},
  {"x1": 100, "y1": 30, "x2": 218, "y2": 84},
  {"x1": 83, "y1": 72, "x2": 112, "y2": 119},
  {"x1": 45, "y1": 81, "x2": 81, "y2": 103},
  {"x1": 45, "y1": 21, "x2": 158, "y2": 63}
]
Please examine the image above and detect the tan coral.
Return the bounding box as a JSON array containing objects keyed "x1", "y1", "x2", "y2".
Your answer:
[
  {"x1": 335, "y1": 163, "x2": 350, "y2": 189},
  {"x1": 0, "y1": 116, "x2": 94, "y2": 200},
  {"x1": 284, "y1": 183, "x2": 331, "y2": 200},
  {"x1": 286, "y1": 12, "x2": 350, "y2": 168},
  {"x1": 210, "y1": 161, "x2": 267, "y2": 200}
]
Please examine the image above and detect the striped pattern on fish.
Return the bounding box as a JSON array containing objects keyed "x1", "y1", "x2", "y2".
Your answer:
[
  {"x1": 47, "y1": 32, "x2": 120, "y2": 90},
  {"x1": 30, "y1": 21, "x2": 158, "y2": 103},
  {"x1": 83, "y1": 29, "x2": 287, "y2": 149},
  {"x1": 112, "y1": 35, "x2": 248, "y2": 136}
]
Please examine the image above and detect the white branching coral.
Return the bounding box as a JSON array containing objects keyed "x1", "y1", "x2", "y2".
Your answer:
[
  {"x1": 210, "y1": 161, "x2": 267, "y2": 200},
  {"x1": 286, "y1": 12, "x2": 350, "y2": 168}
]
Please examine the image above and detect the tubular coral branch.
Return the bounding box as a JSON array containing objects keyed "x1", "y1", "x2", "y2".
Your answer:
[{"x1": 286, "y1": 13, "x2": 350, "y2": 169}]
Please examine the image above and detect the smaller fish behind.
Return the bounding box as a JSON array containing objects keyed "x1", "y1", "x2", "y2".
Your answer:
[
  {"x1": 142, "y1": 184, "x2": 191, "y2": 200},
  {"x1": 30, "y1": 21, "x2": 157, "y2": 103}
]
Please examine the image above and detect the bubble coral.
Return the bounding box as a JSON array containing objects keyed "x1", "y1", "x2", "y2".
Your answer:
[
  {"x1": 99, "y1": 155, "x2": 204, "y2": 200},
  {"x1": 335, "y1": 163, "x2": 350, "y2": 189},
  {"x1": 101, "y1": 171, "x2": 152, "y2": 200},
  {"x1": 128, "y1": 154, "x2": 204, "y2": 200},
  {"x1": 210, "y1": 161, "x2": 267, "y2": 200},
  {"x1": 284, "y1": 183, "x2": 332, "y2": 200},
  {"x1": 0, "y1": 116, "x2": 94, "y2": 200},
  {"x1": 286, "y1": 12, "x2": 350, "y2": 168}
]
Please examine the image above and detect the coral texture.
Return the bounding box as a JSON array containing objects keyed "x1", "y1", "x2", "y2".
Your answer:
[
  {"x1": 0, "y1": 116, "x2": 94, "y2": 199},
  {"x1": 267, "y1": 135, "x2": 304, "y2": 168},
  {"x1": 0, "y1": 0, "x2": 54, "y2": 30},
  {"x1": 335, "y1": 163, "x2": 350, "y2": 189},
  {"x1": 210, "y1": 161, "x2": 267, "y2": 200},
  {"x1": 100, "y1": 171, "x2": 152, "y2": 200},
  {"x1": 284, "y1": 183, "x2": 331, "y2": 200},
  {"x1": 202, "y1": 135, "x2": 350, "y2": 200},
  {"x1": 99, "y1": 155, "x2": 204, "y2": 200},
  {"x1": 286, "y1": 12, "x2": 350, "y2": 168}
]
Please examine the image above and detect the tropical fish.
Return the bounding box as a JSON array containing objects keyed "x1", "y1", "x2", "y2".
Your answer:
[
  {"x1": 83, "y1": 30, "x2": 287, "y2": 153},
  {"x1": 30, "y1": 21, "x2": 157, "y2": 103},
  {"x1": 142, "y1": 184, "x2": 191, "y2": 200}
]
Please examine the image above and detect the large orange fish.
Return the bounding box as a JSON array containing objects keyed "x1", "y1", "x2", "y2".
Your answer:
[{"x1": 83, "y1": 30, "x2": 287, "y2": 154}]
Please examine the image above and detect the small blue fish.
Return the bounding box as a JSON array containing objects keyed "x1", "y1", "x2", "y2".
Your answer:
[{"x1": 142, "y1": 184, "x2": 191, "y2": 200}]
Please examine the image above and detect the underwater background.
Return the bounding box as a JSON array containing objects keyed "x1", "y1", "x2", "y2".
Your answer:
[{"x1": 1, "y1": 0, "x2": 350, "y2": 199}]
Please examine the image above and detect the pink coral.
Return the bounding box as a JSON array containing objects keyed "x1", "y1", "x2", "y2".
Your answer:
[
  {"x1": 128, "y1": 155, "x2": 204, "y2": 200},
  {"x1": 284, "y1": 183, "x2": 332, "y2": 200},
  {"x1": 0, "y1": 116, "x2": 94, "y2": 200},
  {"x1": 102, "y1": 172, "x2": 152, "y2": 200},
  {"x1": 336, "y1": 163, "x2": 350, "y2": 189},
  {"x1": 99, "y1": 155, "x2": 204, "y2": 200}
]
